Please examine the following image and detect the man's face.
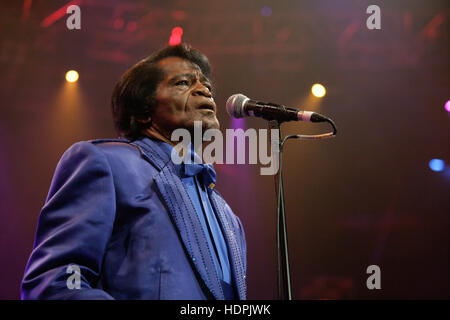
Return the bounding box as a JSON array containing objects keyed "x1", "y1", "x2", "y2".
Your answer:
[{"x1": 150, "y1": 56, "x2": 219, "y2": 138}]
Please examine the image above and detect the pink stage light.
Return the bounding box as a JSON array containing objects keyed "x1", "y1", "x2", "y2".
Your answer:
[
  {"x1": 169, "y1": 27, "x2": 183, "y2": 46},
  {"x1": 445, "y1": 100, "x2": 450, "y2": 112}
]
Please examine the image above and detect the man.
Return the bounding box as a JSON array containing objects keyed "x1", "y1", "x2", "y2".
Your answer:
[{"x1": 21, "y1": 44, "x2": 247, "y2": 300}]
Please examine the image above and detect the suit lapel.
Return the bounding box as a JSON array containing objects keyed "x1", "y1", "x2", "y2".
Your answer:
[
  {"x1": 131, "y1": 137, "x2": 225, "y2": 300},
  {"x1": 209, "y1": 190, "x2": 247, "y2": 300}
]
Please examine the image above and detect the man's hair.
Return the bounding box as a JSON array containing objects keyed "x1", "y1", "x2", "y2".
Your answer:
[{"x1": 111, "y1": 43, "x2": 212, "y2": 140}]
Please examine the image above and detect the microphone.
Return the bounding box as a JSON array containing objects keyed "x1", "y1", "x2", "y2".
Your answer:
[{"x1": 226, "y1": 93, "x2": 329, "y2": 123}]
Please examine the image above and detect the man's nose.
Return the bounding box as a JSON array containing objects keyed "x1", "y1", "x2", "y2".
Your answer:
[{"x1": 192, "y1": 81, "x2": 212, "y2": 98}]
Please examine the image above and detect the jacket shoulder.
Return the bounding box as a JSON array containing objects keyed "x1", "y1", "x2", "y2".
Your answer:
[
  {"x1": 84, "y1": 138, "x2": 154, "y2": 170},
  {"x1": 87, "y1": 138, "x2": 141, "y2": 154},
  {"x1": 59, "y1": 139, "x2": 143, "y2": 167}
]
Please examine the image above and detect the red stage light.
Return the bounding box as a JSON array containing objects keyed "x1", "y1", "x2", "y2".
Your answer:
[
  {"x1": 126, "y1": 21, "x2": 137, "y2": 32},
  {"x1": 172, "y1": 27, "x2": 183, "y2": 36},
  {"x1": 113, "y1": 18, "x2": 124, "y2": 30}
]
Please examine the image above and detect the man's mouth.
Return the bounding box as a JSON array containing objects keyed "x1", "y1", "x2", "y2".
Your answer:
[{"x1": 197, "y1": 103, "x2": 215, "y2": 112}]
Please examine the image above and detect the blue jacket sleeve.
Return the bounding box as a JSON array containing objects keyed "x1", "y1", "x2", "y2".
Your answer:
[{"x1": 21, "y1": 142, "x2": 116, "y2": 300}]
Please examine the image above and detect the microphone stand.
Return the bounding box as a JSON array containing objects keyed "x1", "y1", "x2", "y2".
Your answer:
[
  {"x1": 268, "y1": 120, "x2": 292, "y2": 300},
  {"x1": 268, "y1": 116, "x2": 337, "y2": 300}
]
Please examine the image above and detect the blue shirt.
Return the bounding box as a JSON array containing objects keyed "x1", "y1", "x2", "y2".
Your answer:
[{"x1": 157, "y1": 141, "x2": 232, "y2": 288}]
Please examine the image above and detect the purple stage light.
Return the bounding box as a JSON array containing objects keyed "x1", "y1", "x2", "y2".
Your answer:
[
  {"x1": 261, "y1": 6, "x2": 272, "y2": 17},
  {"x1": 231, "y1": 118, "x2": 245, "y2": 130}
]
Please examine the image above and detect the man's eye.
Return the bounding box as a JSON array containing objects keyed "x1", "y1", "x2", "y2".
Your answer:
[{"x1": 175, "y1": 80, "x2": 189, "y2": 86}]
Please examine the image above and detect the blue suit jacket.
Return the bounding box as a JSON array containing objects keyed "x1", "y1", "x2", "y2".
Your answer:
[{"x1": 21, "y1": 137, "x2": 247, "y2": 300}]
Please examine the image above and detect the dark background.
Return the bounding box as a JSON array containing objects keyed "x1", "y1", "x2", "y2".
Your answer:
[{"x1": 0, "y1": 0, "x2": 449, "y2": 299}]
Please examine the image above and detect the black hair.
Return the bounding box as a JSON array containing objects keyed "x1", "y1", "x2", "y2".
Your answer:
[{"x1": 111, "y1": 43, "x2": 212, "y2": 140}]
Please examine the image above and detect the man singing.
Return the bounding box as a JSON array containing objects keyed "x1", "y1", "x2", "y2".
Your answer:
[{"x1": 21, "y1": 43, "x2": 247, "y2": 300}]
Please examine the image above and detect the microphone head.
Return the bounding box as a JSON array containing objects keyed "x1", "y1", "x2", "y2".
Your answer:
[{"x1": 226, "y1": 94, "x2": 249, "y2": 118}]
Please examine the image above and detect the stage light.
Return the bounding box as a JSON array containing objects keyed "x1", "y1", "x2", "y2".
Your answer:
[
  {"x1": 445, "y1": 100, "x2": 450, "y2": 112},
  {"x1": 261, "y1": 6, "x2": 272, "y2": 17},
  {"x1": 169, "y1": 27, "x2": 183, "y2": 46},
  {"x1": 126, "y1": 21, "x2": 137, "y2": 32},
  {"x1": 65, "y1": 70, "x2": 79, "y2": 83},
  {"x1": 312, "y1": 83, "x2": 326, "y2": 98},
  {"x1": 172, "y1": 27, "x2": 183, "y2": 36},
  {"x1": 429, "y1": 159, "x2": 444, "y2": 172},
  {"x1": 113, "y1": 18, "x2": 124, "y2": 30}
]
